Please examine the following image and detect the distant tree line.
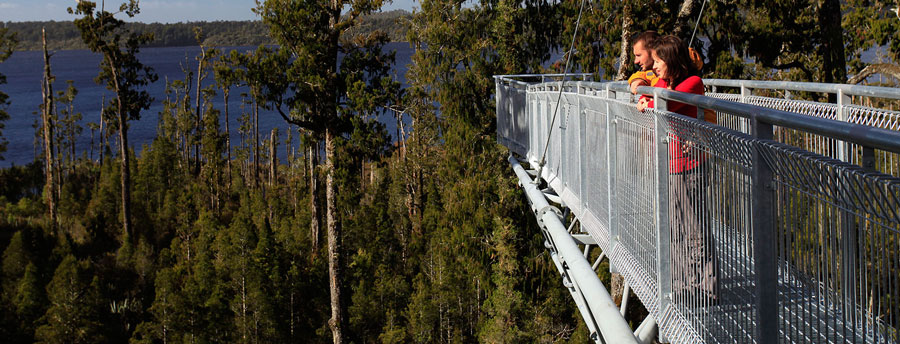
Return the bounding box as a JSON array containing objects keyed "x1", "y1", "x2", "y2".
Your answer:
[{"x1": 4, "y1": 10, "x2": 411, "y2": 51}]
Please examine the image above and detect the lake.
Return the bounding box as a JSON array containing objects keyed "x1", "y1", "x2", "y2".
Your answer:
[{"x1": 0, "y1": 42, "x2": 415, "y2": 167}]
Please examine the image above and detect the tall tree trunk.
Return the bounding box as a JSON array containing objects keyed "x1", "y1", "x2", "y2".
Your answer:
[
  {"x1": 224, "y1": 89, "x2": 231, "y2": 184},
  {"x1": 99, "y1": 100, "x2": 105, "y2": 163},
  {"x1": 108, "y1": 58, "x2": 132, "y2": 240},
  {"x1": 308, "y1": 140, "x2": 320, "y2": 254},
  {"x1": 672, "y1": 0, "x2": 703, "y2": 40},
  {"x1": 41, "y1": 28, "x2": 57, "y2": 228},
  {"x1": 118, "y1": 105, "x2": 132, "y2": 239},
  {"x1": 270, "y1": 128, "x2": 277, "y2": 188},
  {"x1": 89, "y1": 126, "x2": 95, "y2": 162},
  {"x1": 69, "y1": 108, "x2": 76, "y2": 173},
  {"x1": 195, "y1": 45, "x2": 205, "y2": 175},
  {"x1": 818, "y1": 0, "x2": 846, "y2": 88},
  {"x1": 325, "y1": 128, "x2": 344, "y2": 344},
  {"x1": 254, "y1": 99, "x2": 260, "y2": 187},
  {"x1": 286, "y1": 124, "x2": 293, "y2": 170},
  {"x1": 615, "y1": 2, "x2": 634, "y2": 81}
]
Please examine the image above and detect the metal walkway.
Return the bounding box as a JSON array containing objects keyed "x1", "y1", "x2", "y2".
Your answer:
[{"x1": 495, "y1": 75, "x2": 900, "y2": 344}]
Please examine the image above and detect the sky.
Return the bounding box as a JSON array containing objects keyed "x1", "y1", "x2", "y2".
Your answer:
[{"x1": 0, "y1": 0, "x2": 417, "y2": 23}]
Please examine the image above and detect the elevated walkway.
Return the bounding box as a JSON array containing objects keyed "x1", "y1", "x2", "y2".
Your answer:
[{"x1": 496, "y1": 75, "x2": 900, "y2": 343}]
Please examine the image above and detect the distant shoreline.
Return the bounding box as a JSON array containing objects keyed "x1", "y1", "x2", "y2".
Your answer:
[{"x1": 3, "y1": 10, "x2": 411, "y2": 51}]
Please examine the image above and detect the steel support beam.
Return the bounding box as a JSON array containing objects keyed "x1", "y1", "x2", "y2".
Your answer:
[{"x1": 510, "y1": 155, "x2": 639, "y2": 344}]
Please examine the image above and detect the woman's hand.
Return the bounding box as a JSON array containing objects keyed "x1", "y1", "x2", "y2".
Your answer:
[{"x1": 637, "y1": 97, "x2": 651, "y2": 112}]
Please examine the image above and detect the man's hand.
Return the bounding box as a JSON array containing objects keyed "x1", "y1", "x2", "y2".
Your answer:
[
  {"x1": 630, "y1": 79, "x2": 648, "y2": 94},
  {"x1": 637, "y1": 97, "x2": 651, "y2": 112}
]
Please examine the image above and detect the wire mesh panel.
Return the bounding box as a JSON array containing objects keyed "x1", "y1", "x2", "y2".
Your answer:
[
  {"x1": 759, "y1": 141, "x2": 900, "y2": 344},
  {"x1": 510, "y1": 86, "x2": 529, "y2": 154},
  {"x1": 705, "y1": 93, "x2": 750, "y2": 134},
  {"x1": 847, "y1": 105, "x2": 900, "y2": 176},
  {"x1": 657, "y1": 111, "x2": 758, "y2": 344},
  {"x1": 611, "y1": 102, "x2": 660, "y2": 287},
  {"x1": 706, "y1": 93, "x2": 900, "y2": 178},
  {"x1": 582, "y1": 101, "x2": 611, "y2": 238},
  {"x1": 562, "y1": 94, "x2": 581, "y2": 196}
]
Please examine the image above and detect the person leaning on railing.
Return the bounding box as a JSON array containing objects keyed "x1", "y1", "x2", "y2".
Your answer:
[
  {"x1": 628, "y1": 30, "x2": 704, "y2": 96},
  {"x1": 636, "y1": 35, "x2": 719, "y2": 302}
]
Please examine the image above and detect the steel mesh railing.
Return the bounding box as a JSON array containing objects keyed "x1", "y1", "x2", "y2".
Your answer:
[
  {"x1": 495, "y1": 75, "x2": 900, "y2": 344},
  {"x1": 705, "y1": 80, "x2": 900, "y2": 177}
]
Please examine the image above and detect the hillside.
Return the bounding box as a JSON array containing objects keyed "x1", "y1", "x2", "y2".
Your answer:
[{"x1": 4, "y1": 10, "x2": 411, "y2": 50}]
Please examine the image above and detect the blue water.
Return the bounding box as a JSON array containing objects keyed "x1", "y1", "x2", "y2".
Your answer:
[{"x1": 0, "y1": 43, "x2": 414, "y2": 167}]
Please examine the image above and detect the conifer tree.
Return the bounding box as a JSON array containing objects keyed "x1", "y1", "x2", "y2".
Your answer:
[
  {"x1": 14, "y1": 263, "x2": 46, "y2": 341},
  {"x1": 254, "y1": 1, "x2": 397, "y2": 341},
  {"x1": 35, "y1": 255, "x2": 105, "y2": 344},
  {"x1": 70, "y1": 0, "x2": 157, "y2": 240}
]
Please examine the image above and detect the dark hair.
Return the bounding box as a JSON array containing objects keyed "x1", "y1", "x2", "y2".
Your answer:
[
  {"x1": 646, "y1": 35, "x2": 698, "y2": 86},
  {"x1": 632, "y1": 31, "x2": 659, "y2": 47}
]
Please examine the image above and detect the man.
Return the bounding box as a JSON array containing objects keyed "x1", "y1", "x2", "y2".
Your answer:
[{"x1": 628, "y1": 31, "x2": 661, "y2": 94}]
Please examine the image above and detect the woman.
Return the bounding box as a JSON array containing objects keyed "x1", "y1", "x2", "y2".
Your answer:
[{"x1": 638, "y1": 35, "x2": 718, "y2": 303}]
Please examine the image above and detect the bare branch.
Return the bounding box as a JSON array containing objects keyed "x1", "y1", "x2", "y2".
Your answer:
[{"x1": 848, "y1": 63, "x2": 900, "y2": 84}]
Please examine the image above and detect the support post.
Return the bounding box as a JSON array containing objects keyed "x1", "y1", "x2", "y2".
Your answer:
[
  {"x1": 837, "y1": 89, "x2": 851, "y2": 162},
  {"x1": 750, "y1": 116, "x2": 778, "y2": 343},
  {"x1": 653, "y1": 107, "x2": 672, "y2": 344},
  {"x1": 861, "y1": 146, "x2": 876, "y2": 172},
  {"x1": 607, "y1": 87, "x2": 619, "y2": 274},
  {"x1": 740, "y1": 83, "x2": 750, "y2": 103}
]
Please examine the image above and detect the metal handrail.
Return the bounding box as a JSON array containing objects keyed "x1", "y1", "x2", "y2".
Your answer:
[
  {"x1": 494, "y1": 73, "x2": 594, "y2": 79},
  {"x1": 704, "y1": 79, "x2": 900, "y2": 100},
  {"x1": 516, "y1": 79, "x2": 900, "y2": 154},
  {"x1": 626, "y1": 84, "x2": 900, "y2": 154}
]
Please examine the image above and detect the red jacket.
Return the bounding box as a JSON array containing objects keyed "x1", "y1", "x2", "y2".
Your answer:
[{"x1": 646, "y1": 76, "x2": 705, "y2": 174}]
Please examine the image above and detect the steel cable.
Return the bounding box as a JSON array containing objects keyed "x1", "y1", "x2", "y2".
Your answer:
[{"x1": 536, "y1": 0, "x2": 588, "y2": 178}]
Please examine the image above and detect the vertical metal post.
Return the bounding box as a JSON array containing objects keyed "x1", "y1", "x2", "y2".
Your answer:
[
  {"x1": 750, "y1": 115, "x2": 778, "y2": 344},
  {"x1": 740, "y1": 83, "x2": 750, "y2": 103},
  {"x1": 496, "y1": 78, "x2": 503, "y2": 143},
  {"x1": 529, "y1": 91, "x2": 536, "y2": 159},
  {"x1": 837, "y1": 89, "x2": 851, "y2": 163},
  {"x1": 561, "y1": 96, "x2": 569, "y2": 189},
  {"x1": 740, "y1": 85, "x2": 751, "y2": 133},
  {"x1": 838, "y1": 144, "x2": 872, "y2": 338},
  {"x1": 653, "y1": 105, "x2": 672, "y2": 344},
  {"x1": 578, "y1": 87, "x2": 587, "y2": 211},
  {"x1": 654, "y1": 90, "x2": 668, "y2": 113},
  {"x1": 607, "y1": 87, "x2": 619, "y2": 274},
  {"x1": 862, "y1": 146, "x2": 876, "y2": 172}
]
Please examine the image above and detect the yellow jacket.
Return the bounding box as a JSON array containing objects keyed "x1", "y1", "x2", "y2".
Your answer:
[{"x1": 628, "y1": 70, "x2": 659, "y2": 88}]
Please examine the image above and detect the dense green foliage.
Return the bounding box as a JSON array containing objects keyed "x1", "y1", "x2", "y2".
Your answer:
[
  {"x1": 5, "y1": 10, "x2": 411, "y2": 51},
  {"x1": 558, "y1": 0, "x2": 898, "y2": 84},
  {"x1": 0, "y1": 0, "x2": 898, "y2": 343}
]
